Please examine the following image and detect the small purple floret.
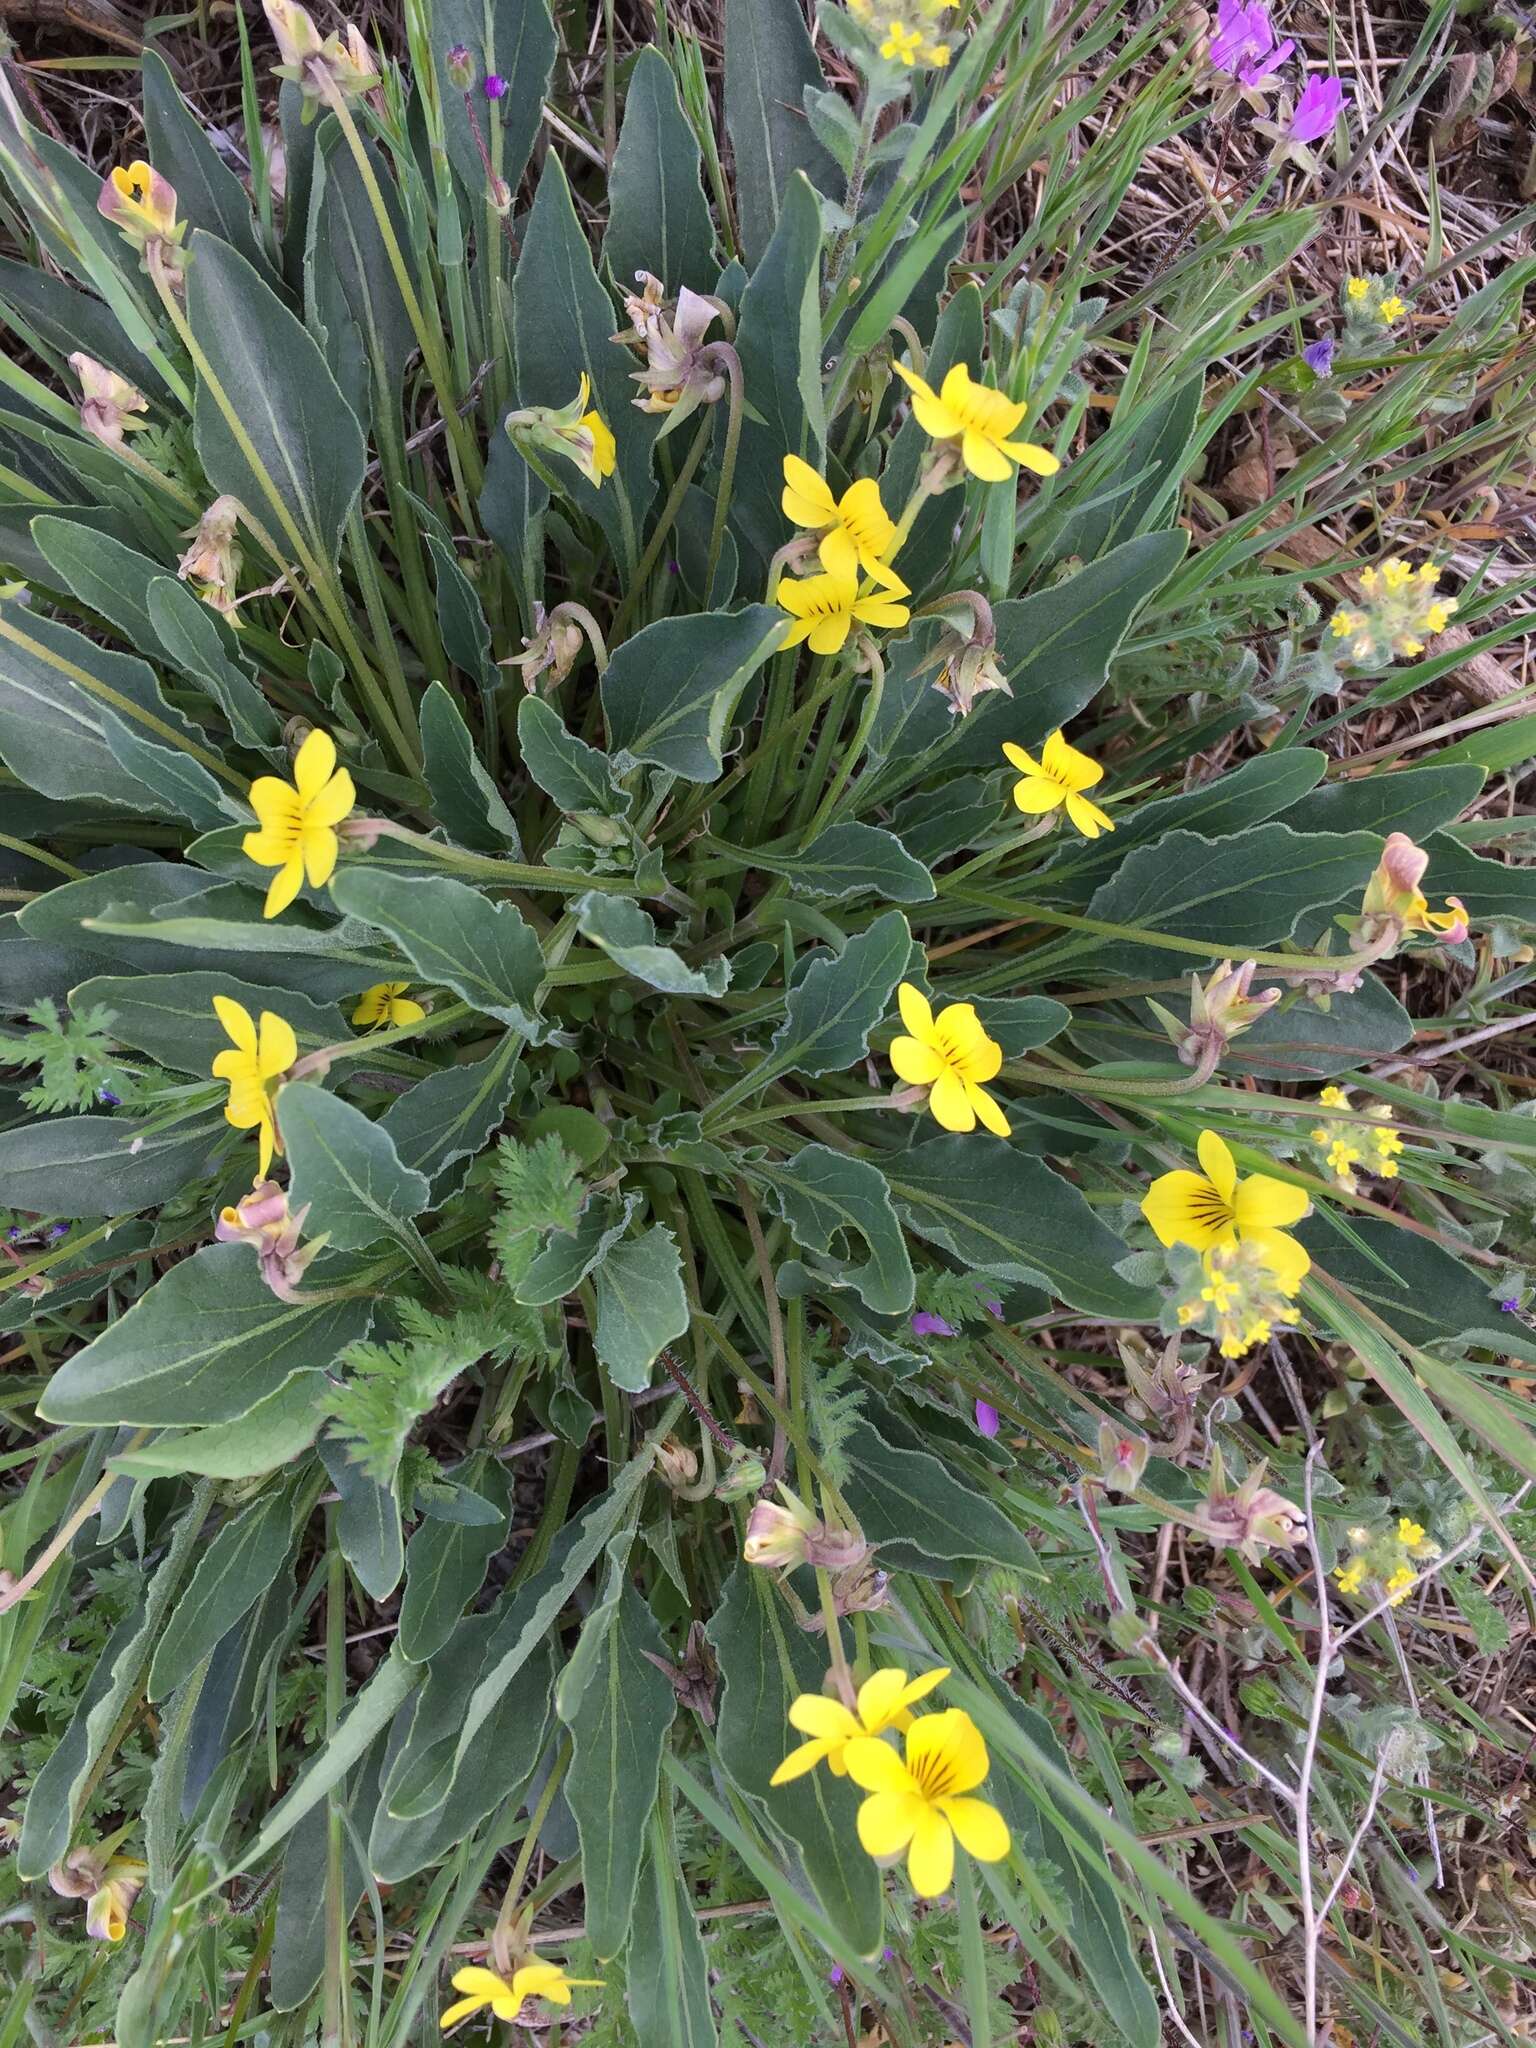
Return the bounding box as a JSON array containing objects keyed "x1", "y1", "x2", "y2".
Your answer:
[
  {"x1": 975, "y1": 1399, "x2": 1001, "y2": 1439},
  {"x1": 1303, "y1": 336, "x2": 1335, "y2": 376},
  {"x1": 483, "y1": 72, "x2": 507, "y2": 99},
  {"x1": 911, "y1": 1309, "x2": 956, "y2": 1338}
]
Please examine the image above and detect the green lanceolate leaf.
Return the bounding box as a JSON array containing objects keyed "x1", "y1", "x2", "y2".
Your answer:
[
  {"x1": 604, "y1": 45, "x2": 718, "y2": 295},
  {"x1": 432, "y1": 0, "x2": 554, "y2": 207},
  {"x1": 143, "y1": 578, "x2": 284, "y2": 748},
  {"x1": 0, "y1": 1115, "x2": 223, "y2": 1219},
  {"x1": 107, "y1": 1375, "x2": 328, "y2": 1480},
  {"x1": 308, "y1": 122, "x2": 415, "y2": 411},
  {"x1": 278, "y1": 1082, "x2": 430, "y2": 1252},
  {"x1": 841, "y1": 1419, "x2": 1039, "y2": 1576},
  {"x1": 187, "y1": 233, "x2": 365, "y2": 569},
  {"x1": 626, "y1": 1819, "x2": 719, "y2": 2048},
  {"x1": 970, "y1": 996, "x2": 1072, "y2": 1055},
  {"x1": 142, "y1": 50, "x2": 269, "y2": 276},
  {"x1": 513, "y1": 154, "x2": 652, "y2": 575},
  {"x1": 712, "y1": 822, "x2": 935, "y2": 904},
  {"x1": 575, "y1": 891, "x2": 729, "y2": 996},
  {"x1": 321, "y1": 1436, "x2": 405, "y2": 1599},
  {"x1": 766, "y1": 909, "x2": 911, "y2": 1081},
  {"x1": 754, "y1": 1144, "x2": 914, "y2": 1315},
  {"x1": 1084, "y1": 824, "x2": 1382, "y2": 975},
  {"x1": 329, "y1": 868, "x2": 547, "y2": 1035},
  {"x1": 425, "y1": 536, "x2": 499, "y2": 696},
  {"x1": 517, "y1": 693, "x2": 631, "y2": 817},
  {"x1": 729, "y1": 173, "x2": 828, "y2": 566},
  {"x1": 562, "y1": 1575, "x2": 678, "y2": 1958},
  {"x1": 724, "y1": 0, "x2": 841, "y2": 268},
  {"x1": 708, "y1": 1564, "x2": 882, "y2": 1951},
  {"x1": 1283, "y1": 760, "x2": 1482, "y2": 842},
  {"x1": 886, "y1": 1136, "x2": 1157, "y2": 1318},
  {"x1": 603, "y1": 606, "x2": 783, "y2": 782},
  {"x1": 148, "y1": 1484, "x2": 298, "y2": 1700},
  {"x1": 380, "y1": 1038, "x2": 522, "y2": 1192},
  {"x1": 1303, "y1": 1215, "x2": 1497, "y2": 1345},
  {"x1": 592, "y1": 1225, "x2": 689, "y2": 1392},
  {"x1": 398, "y1": 1464, "x2": 510, "y2": 1663},
  {"x1": 420, "y1": 683, "x2": 520, "y2": 852},
  {"x1": 38, "y1": 1243, "x2": 373, "y2": 1426}
]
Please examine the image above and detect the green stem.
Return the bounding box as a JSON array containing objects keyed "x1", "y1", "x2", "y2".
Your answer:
[
  {"x1": 956, "y1": 1845, "x2": 993, "y2": 2048},
  {"x1": 703, "y1": 344, "x2": 744, "y2": 603},
  {"x1": 610, "y1": 410, "x2": 714, "y2": 640},
  {"x1": 796, "y1": 643, "x2": 884, "y2": 842},
  {"x1": 369, "y1": 821, "x2": 658, "y2": 895}
]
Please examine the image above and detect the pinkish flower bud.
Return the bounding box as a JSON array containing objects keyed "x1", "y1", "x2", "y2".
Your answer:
[
  {"x1": 69, "y1": 353, "x2": 149, "y2": 448},
  {"x1": 654, "y1": 1435, "x2": 700, "y2": 1490},
  {"x1": 1155, "y1": 958, "x2": 1280, "y2": 1068},
  {"x1": 1096, "y1": 1420, "x2": 1149, "y2": 1494},
  {"x1": 743, "y1": 1497, "x2": 812, "y2": 1570}
]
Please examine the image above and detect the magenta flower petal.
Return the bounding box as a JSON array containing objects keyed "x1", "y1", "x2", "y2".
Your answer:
[
  {"x1": 1288, "y1": 73, "x2": 1347, "y2": 143},
  {"x1": 911, "y1": 1309, "x2": 956, "y2": 1338},
  {"x1": 975, "y1": 1399, "x2": 1001, "y2": 1438}
]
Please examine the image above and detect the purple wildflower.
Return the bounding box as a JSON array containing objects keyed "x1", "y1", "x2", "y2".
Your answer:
[
  {"x1": 1302, "y1": 335, "x2": 1335, "y2": 376},
  {"x1": 5, "y1": 1227, "x2": 20, "y2": 1242},
  {"x1": 829, "y1": 1964, "x2": 845, "y2": 1987},
  {"x1": 911, "y1": 1309, "x2": 956, "y2": 1338},
  {"x1": 979, "y1": 1292, "x2": 1003, "y2": 1317},
  {"x1": 48, "y1": 1223, "x2": 68, "y2": 1240},
  {"x1": 1500, "y1": 1297, "x2": 1521, "y2": 1314},
  {"x1": 1288, "y1": 74, "x2": 1347, "y2": 144},
  {"x1": 1209, "y1": 0, "x2": 1294, "y2": 88},
  {"x1": 975, "y1": 1399, "x2": 1001, "y2": 1439},
  {"x1": 98, "y1": 1086, "x2": 121, "y2": 1106},
  {"x1": 483, "y1": 72, "x2": 507, "y2": 100}
]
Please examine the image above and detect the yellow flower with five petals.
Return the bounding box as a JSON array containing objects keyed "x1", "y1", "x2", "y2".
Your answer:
[
  {"x1": 352, "y1": 982, "x2": 426, "y2": 1029},
  {"x1": 211, "y1": 996, "x2": 297, "y2": 1181},
  {"x1": 1142, "y1": 1130, "x2": 1310, "y2": 1293},
  {"x1": 843, "y1": 1707, "x2": 1010, "y2": 1898},
  {"x1": 1002, "y1": 731, "x2": 1113, "y2": 838},
  {"x1": 780, "y1": 455, "x2": 903, "y2": 590},
  {"x1": 243, "y1": 728, "x2": 355, "y2": 919},
  {"x1": 891, "y1": 360, "x2": 1061, "y2": 484},
  {"x1": 888, "y1": 981, "x2": 1010, "y2": 1137},
  {"x1": 770, "y1": 1665, "x2": 950, "y2": 1784},
  {"x1": 775, "y1": 565, "x2": 910, "y2": 655},
  {"x1": 439, "y1": 1962, "x2": 602, "y2": 2031},
  {"x1": 881, "y1": 20, "x2": 924, "y2": 61}
]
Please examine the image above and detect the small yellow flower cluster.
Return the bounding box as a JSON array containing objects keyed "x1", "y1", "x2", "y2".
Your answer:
[
  {"x1": 1330, "y1": 556, "x2": 1458, "y2": 664},
  {"x1": 1174, "y1": 1239, "x2": 1303, "y2": 1360},
  {"x1": 1334, "y1": 1515, "x2": 1440, "y2": 1605},
  {"x1": 772, "y1": 1666, "x2": 1010, "y2": 1896},
  {"x1": 1309, "y1": 1086, "x2": 1404, "y2": 1193},
  {"x1": 847, "y1": 0, "x2": 955, "y2": 67},
  {"x1": 1345, "y1": 274, "x2": 1408, "y2": 323}
]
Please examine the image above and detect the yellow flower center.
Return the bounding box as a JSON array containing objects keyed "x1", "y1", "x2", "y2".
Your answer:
[{"x1": 906, "y1": 1744, "x2": 963, "y2": 1801}]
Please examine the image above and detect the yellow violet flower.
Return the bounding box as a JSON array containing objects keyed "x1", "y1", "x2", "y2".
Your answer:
[
  {"x1": 780, "y1": 455, "x2": 903, "y2": 590},
  {"x1": 891, "y1": 360, "x2": 1061, "y2": 484},
  {"x1": 211, "y1": 996, "x2": 297, "y2": 1181},
  {"x1": 98, "y1": 161, "x2": 181, "y2": 247},
  {"x1": 888, "y1": 982, "x2": 1010, "y2": 1137},
  {"x1": 352, "y1": 982, "x2": 426, "y2": 1029},
  {"x1": 1142, "y1": 1130, "x2": 1310, "y2": 1293},
  {"x1": 86, "y1": 1855, "x2": 146, "y2": 1943},
  {"x1": 775, "y1": 565, "x2": 911, "y2": 655},
  {"x1": 506, "y1": 373, "x2": 616, "y2": 489},
  {"x1": 771, "y1": 1665, "x2": 950, "y2": 1784},
  {"x1": 243, "y1": 728, "x2": 356, "y2": 919},
  {"x1": 1002, "y1": 731, "x2": 1113, "y2": 838},
  {"x1": 1358, "y1": 833, "x2": 1468, "y2": 945},
  {"x1": 439, "y1": 1962, "x2": 602, "y2": 2030},
  {"x1": 843, "y1": 1708, "x2": 1010, "y2": 1898}
]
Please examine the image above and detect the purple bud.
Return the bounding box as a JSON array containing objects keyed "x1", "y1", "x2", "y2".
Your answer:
[
  {"x1": 483, "y1": 71, "x2": 507, "y2": 100},
  {"x1": 444, "y1": 43, "x2": 475, "y2": 89},
  {"x1": 5, "y1": 1227, "x2": 20, "y2": 1242},
  {"x1": 881, "y1": 1946, "x2": 894, "y2": 1961},
  {"x1": 828, "y1": 1964, "x2": 845, "y2": 1986},
  {"x1": 48, "y1": 1223, "x2": 69, "y2": 1240},
  {"x1": 911, "y1": 1309, "x2": 956, "y2": 1338},
  {"x1": 975, "y1": 1398, "x2": 1001, "y2": 1439},
  {"x1": 1288, "y1": 74, "x2": 1347, "y2": 145},
  {"x1": 1302, "y1": 336, "x2": 1335, "y2": 377},
  {"x1": 1500, "y1": 1297, "x2": 1521, "y2": 1313},
  {"x1": 979, "y1": 1293, "x2": 1003, "y2": 1317}
]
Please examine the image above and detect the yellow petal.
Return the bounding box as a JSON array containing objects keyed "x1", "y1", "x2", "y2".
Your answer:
[
  {"x1": 961, "y1": 428, "x2": 1014, "y2": 482},
  {"x1": 781, "y1": 453, "x2": 837, "y2": 527},
  {"x1": 301, "y1": 825, "x2": 340, "y2": 888},
  {"x1": 787, "y1": 1694, "x2": 860, "y2": 1741},
  {"x1": 1064, "y1": 793, "x2": 1112, "y2": 839},
  {"x1": 857, "y1": 1788, "x2": 922, "y2": 1860},
  {"x1": 817, "y1": 524, "x2": 858, "y2": 584},
  {"x1": 856, "y1": 1666, "x2": 917, "y2": 1731},
  {"x1": 388, "y1": 997, "x2": 427, "y2": 1025},
  {"x1": 1041, "y1": 730, "x2": 1102, "y2": 791},
  {"x1": 1142, "y1": 1169, "x2": 1230, "y2": 1252},
  {"x1": 1000, "y1": 438, "x2": 1061, "y2": 476},
  {"x1": 1196, "y1": 1129, "x2": 1238, "y2": 1204},
  {"x1": 292, "y1": 727, "x2": 337, "y2": 800},
  {"x1": 258, "y1": 1010, "x2": 298, "y2": 1078},
  {"x1": 256, "y1": 1104, "x2": 275, "y2": 1180},
  {"x1": 1246, "y1": 1227, "x2": 1311, "y2": 1295},
  {"x1": 940, "y1": 1794, "x2": 1010, "y2": 1861},
  {"x1": 893, "y1": 359, "x2": 960, "y2": 439},
  {"x1": 843, "y1": 1735, "x2": 913, "y2": 1794},
  {"x1": 928, "y1": 1070, "x2": 974, "y2": 1132},
  {"x1": 906, "y1": 1809, "x2": 955, "y2": 1896},
  {"x1": 304, "y1": 767, "x2": 356, "y2": 830},
  {"x1": 967, "y1": 1081, "x2": 1011, "y2": 1137},
  {"x1": 242, "y1": 824, "x2": 298, "y2": 867},
  {"x1": 1232, "y1": 1173, "x2": 1310, "y2": 1233},
  {"x1": 439, "y1": 1996, "x2": 488, "y2": 2029},
  {"x1": 450, "y1": 1968, "x2": 512, "y2": 1998},
  {"x1": 890, "y1": 1036, "x2": 943, "y2": 1086},
  {"x1": 247, "y1": 776, "x2": 303, "y2": 832},
  {"x1": 850, "y1": 593, "x2": 910, "y2": 630},
  {"x1": 770, "y1": 1737, "x2": 833, "y2": 1785},
  {"x1": 1011, "y1": 775, "x2": 1066, "y2": 816},
  {"x1": 896, "y1": 982, "x2": 934, "y2": 1040},
  {"x1": 807, "y1": 611, "x2": 852, "y2": 656},
  {"x1": 1001, "y1": 741, "x2": 1040, "y2": 775},
  {"x1": 263, "y1": 858, "x2": 305, "y2": 919},
  {"x1": 213, "y1": 994, "x2": 257, "y2": 1056}
]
